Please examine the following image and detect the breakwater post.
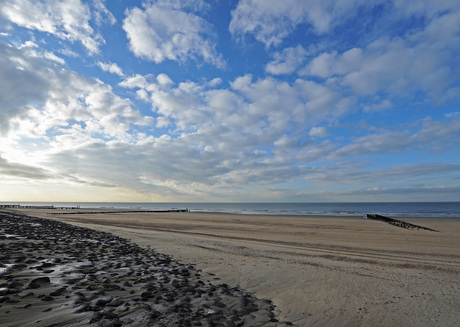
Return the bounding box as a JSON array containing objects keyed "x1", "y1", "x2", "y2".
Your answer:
[{"x1": 366, "y1": 214, "x2": 439, "y2": 232}]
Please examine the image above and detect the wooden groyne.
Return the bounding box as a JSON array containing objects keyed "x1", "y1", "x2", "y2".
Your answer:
[
  {"x1": 0, "y1": 205, "x2": 189, "y2": 214},
  {"x1": 48, "y1": 209, "x2": 190, "y2": 215},
  {"x1": 366, "y1": 214, "x2": 439, "y2": 232},
  {"x1": 0, "y1": 205, "x2": 80, "y2": 209}
]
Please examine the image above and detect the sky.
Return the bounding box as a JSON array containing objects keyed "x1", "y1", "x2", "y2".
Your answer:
[{"x1": 0, "y1": 0, "x2": 459, "y2": 203}]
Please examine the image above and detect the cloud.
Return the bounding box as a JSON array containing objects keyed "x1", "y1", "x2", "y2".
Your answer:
[
  {"x1": 274, "y1": 135, "x2": 297, "y2": 148},
  {"x1": 363, "y1": 99, "x2": 392, "y2": 112},
  {"x1": 0, "y1": 42, "x2": 51, "y2": 133},
  {"x1": 123, "y1": 1, "x2": 224, "y2": 67},
  {"x1": 265, "y1": 45, "x2": 307, "y2": 75},
  {"x1": 157, "y1": 73, "x2": 174, "y2": 87},
  {"x1": 0, "y1": 40, "x2": 153, "y2": 142},
  {"x1": 290, "y1": 184, "x2": 460, "y2": 202},
  {"x1": 18, "y1": 40, "x2": 66, "y2": 65},
  {"x1": 330, "y1": 117, "x2": 460, "y2": 160},
  {"x1": 294, "y1": 79, "x2": 355, "y2": 122},
  {"x1": 92, "y1": 0, "x2": 116, "y2": 26},
  {"x1": 445, "y1": 111, "x2": 460, "y2": 118},
  {"x1": 119, "y1": 74, "x2": 150, "y2": 89},
  {"x1": 229, "y1": 0, "x2": 371, "y2": 47},
  {"x1": 97, "y1": 61, "x2": 124, "y2": 77},
  {"x1": 232, "y1": 1, "x2": 460, "y2": 109},
  {"x1": 120, "y1": 72, "x2": 355, "y2": 156},
  {"x1": 300, "y1": 5, "x2": 460, "y2": 104},
  {"x1": 293, "y1": 116, "x2": 460, "y2": 165},
  {"x1": 60, "y1": 48, "x2": 79, "y2": 58},
  {"x1": 308, "y1": 162, "x2": 460, "y2": 186},
  {"x1": 0, "y1": 155, "x2": 52, "y2": 180},
  {"x1": 114, "y1": 72, "x2": 366, "y2": 195},
  {"x1": 1, "y1": 1, "x2": 459, "y2": 202},
  {"x1": 309, "y1": 126, "x2": 328, "y2": 138},
  {"x1": 229, "y1": 0, "x2": 460, "y2": 50},
  {"x1": 3, "y1": 61, "x2": 458, "y2": 201},
  {"x1": 0, "y1": 0, "x2": 106, "y2": 54}
]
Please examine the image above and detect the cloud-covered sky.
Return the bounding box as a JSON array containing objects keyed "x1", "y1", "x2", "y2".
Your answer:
[{"x1": 0, "y1": 0, "x2": 459, "y2": 202}]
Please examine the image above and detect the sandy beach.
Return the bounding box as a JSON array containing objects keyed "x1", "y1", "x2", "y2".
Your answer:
[{"x1": 2, "y1": 208, "x2": 460, "y2": 326}]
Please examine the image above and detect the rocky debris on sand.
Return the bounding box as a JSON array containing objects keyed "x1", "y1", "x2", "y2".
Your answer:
[{"x1": 0, "y1": 211, "x2": 291, "y2": 326}]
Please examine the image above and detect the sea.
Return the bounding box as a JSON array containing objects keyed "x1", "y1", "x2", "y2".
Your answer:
[{"x1": 1, "y1": 202, "x2": 459, "y2": 218}]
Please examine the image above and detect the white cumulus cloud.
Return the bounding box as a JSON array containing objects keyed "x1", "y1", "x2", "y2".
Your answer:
[
  {"x1": 97, "y1": 61, "x2": 124, "y2": 77},
  {"x1": 123, "y1": 2, "x2": 224, "y2": 67},
  {"x1": 229, "y1": 0, "x2": 372, "y2": 47},
  {"x1": 265, "y1": 45, "x2": 307, "y2": 75},
  {"x1": 0, "y1": 0, "x2": 106, "y2": 54}
]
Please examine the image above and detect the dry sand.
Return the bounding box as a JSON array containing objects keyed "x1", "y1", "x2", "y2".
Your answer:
[{"x1": 6, "y1": 208, "x2": 460, "y2": 326}]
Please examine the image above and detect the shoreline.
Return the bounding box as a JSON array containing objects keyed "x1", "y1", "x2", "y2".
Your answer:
[
  {"x1": 3, "y1": 208, "x2": 460, "y2": 326},
  {"x1": 2, "y1": 202, "x2": 459, "y2": 218},
  {"x1": 6, "y1": 204, "x2": 460, "y2": 219}
]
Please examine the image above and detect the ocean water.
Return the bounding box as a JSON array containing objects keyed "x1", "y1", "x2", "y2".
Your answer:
[{"x1": 1, "y1": 202, "x2": 460, "y2": 217}]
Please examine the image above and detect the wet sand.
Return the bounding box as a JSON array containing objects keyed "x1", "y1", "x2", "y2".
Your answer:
[{"x1": 3, "y1": 208, "x2": 460, "y2": 326}]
